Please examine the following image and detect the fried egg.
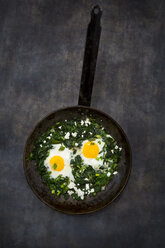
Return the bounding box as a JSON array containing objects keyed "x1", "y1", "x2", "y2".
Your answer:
[
  {"x1": 76, "y1": 139, "x2": 106, "y2": 170},
  {"x1": 44, "y1": 144, "x2": 74, "y2": 180}
]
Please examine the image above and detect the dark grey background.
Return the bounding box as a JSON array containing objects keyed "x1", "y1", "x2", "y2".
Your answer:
[{"x1": 0, "y1": 0, "x2": 164, "y2": 247}]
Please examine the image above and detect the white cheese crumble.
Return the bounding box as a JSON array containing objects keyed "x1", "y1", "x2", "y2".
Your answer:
[
  {"x1": 119, "y1": 147, "x2": 122, "y2": 151},
  {"x1": 111, "y1": 150, "x2": 114, "y2": 154},
  {"x1": 75, "y1": 142, "x2": 78, "y2": 146},
  {"x1": 115, "y1": 145, "x2": 118, "y2": 149},
  {"x1": 72, "y1": 132, "x2": 77, "y2": 137},
  {"x1": 68, "y1": 182, "x2": 75, "y2": 189},
  {"x1": 85, "y1": 118, "x2": 91, "y2": 125},
  {"x1": 40, "y1": 144, "x2": 42, "y2": 147},
  {"x1": 86, "y1": 184, "x2": 89, "y2": 190},
  {"x1": 43, "y1": 140, "x2": 46, "y2": 143},
  {"x1": 90, "y1": 188, "x2": 94, "y2": 193},
  {"x1": 113, "y1": 171, "x2": 118, "y2": 175},
  {"x1": 64, "y1": 132, "x2": 70, "y2": 139},
  {"x1": 107, "y1": 172, "x2": 111, "y2": 177},
  {"x1": 81, "y1": 120, "x2": 84, "y2": 125},
  {"x1": 50, "y1": 133, "x2": 52, "y2": 136},
  {"x1": 76, "y1": 188, "x2": 84, "y2": 197}
]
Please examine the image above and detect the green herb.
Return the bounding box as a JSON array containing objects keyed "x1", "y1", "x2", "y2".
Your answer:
[
  {"x1": 53, "y1": 163, "x2": 57, "y2": 170},
  {"x1": 57, "y1": 191, "x2": 61, "y2": 196},
  {"x1": 59, "y1": 145, "x2": 65, "y2": 151}
]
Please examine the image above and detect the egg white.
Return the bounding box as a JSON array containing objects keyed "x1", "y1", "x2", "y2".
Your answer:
[
  {"x1": 44, "y1": 144, "x2": 74, "y2": 181},
  {"x1": 75, "y1": 138, "x2": 106, "y2": 170}
]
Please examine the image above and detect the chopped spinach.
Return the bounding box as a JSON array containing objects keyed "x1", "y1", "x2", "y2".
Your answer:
[{"x1": 27, "y1": 117, "x2": 122, "y2": 200}]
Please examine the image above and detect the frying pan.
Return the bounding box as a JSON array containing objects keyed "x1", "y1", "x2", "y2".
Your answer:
[{"x1": 23, "y1": 5, "x2": 131, "y2": 214}]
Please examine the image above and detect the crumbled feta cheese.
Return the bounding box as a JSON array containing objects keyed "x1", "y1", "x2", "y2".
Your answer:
[
  {"x1": 115, "y1": 145, "x2": 118, "y2": 149},
  {"x1": 76, "y1": 188, "x2": 84, "y2": 197},
  {"x1": 65, "y1": 120, "x2": 67, "y2": 122},
  {"x1": 59, "y1": 126, "x2": 62, "y2": 129},
  {"x1": 68, "y1": 191, "x2": 72, "y2": 195},
  {"x1": 89, "y1": 132, "x2": 92, "y2": 135},
  {"x1": 68, "y1": 182, "x2": 75, "y2": 189},
  {"x1": 50, "y1": 133, "x2": 52, "y2": 136},
  {"x1": 85, "y1": 178, "x2": 88, "y2": 181},
  {"x1": 102, "y1": 186, "x2": 105, "y2": 190},
  {"x1": 75, "y1": 142, "x2": 78, "y2": 146},
  {"x1": 81, "y1": 120, "x2": 84, "y2": 125},
  {"x1": 81, "y1": 195, "x2": 84, "y2": 200},
  {"x1": 109, "y1": 159, "x2": 113, "y2": 163},
  {"x1": 74, "y1": 121, "x2": 77, "y2": 126},
  {"x1": 119, "y1": 147, "x2": 122, "y2": 151},
  {"x1": 64, "y1": 132, "x2": 70, "y2": 139},
  {"x1": 90, "y1": 188, "x2": 94, "y2": 193},
  {"x1": 47, "y1": 136, "x2": 51, "y2": 139},
  {"x1": 72, "y1": 132, "x2": 77, "y2": 137},
  {"x1": 82, "y1": 134, "x2": 84, "y2": 137},
  {"x1": 113, "y1": 171, "x2": 118, "y2": 175},
  {"x1": 111, "y1": 150, "x2": 114, "y2": 154},
  {"x1": 86, "y1": 184, "x2": 89, "y2": 190},
  {"x1": 40, "y1": 144, "x2": 42, "y2": 147},
  {"x1": 107, "y1": 172, "x2": 111, "y2": 177},
  {"x1": 85, "y1": 118, "x2": 91, "y2": 125},
  {"x1": 43, "y1": 140, "x2": 46, "y2": 143}
]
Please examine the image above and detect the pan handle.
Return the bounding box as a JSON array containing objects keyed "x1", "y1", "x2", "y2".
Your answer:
[{"x1": 78, "y1": 5, "x2": 102, "y2": 107}]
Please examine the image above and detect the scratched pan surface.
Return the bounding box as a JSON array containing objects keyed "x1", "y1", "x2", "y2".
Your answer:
[{"x1": 23, "y1": 106, "x2": 131, "y2": 214}]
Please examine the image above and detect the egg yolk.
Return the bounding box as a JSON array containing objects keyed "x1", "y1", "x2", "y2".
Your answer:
[
  {"x1": 83, "y1": 141, "x2": 99, "y2": 158},
  {"x1": 50, "y1": 156, "x2": 64, "y2": 171}
]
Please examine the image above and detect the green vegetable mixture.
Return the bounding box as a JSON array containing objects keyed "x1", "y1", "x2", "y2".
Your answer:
[{"x1": 28, "y1": 117, "x2": 122, "y2": 200}]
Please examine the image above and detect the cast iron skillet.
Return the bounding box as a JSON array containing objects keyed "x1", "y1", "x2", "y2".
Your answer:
[{"x1": 23, "y1": 5, "x2": 131, "y2": 214}]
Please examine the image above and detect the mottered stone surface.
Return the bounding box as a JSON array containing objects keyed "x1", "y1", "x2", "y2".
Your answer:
[{"x1": 0, "y1": 0, "x2": 164, "y2": 247}]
